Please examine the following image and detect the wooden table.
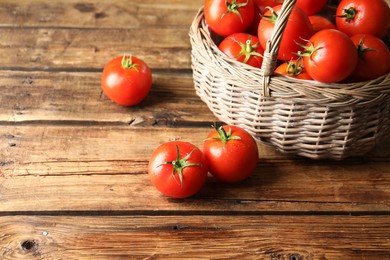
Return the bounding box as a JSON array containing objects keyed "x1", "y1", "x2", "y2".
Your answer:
[{"x1": 1, "y1": 1, "x2": 389, "y2": 259}]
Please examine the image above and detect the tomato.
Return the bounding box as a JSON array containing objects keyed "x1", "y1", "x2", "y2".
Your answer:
[
  {"x1": 101, "y1": 55, "x2": 152, "y2": 106},
  {"x1": 274, "y1": 59, "x2": 312, "y2": 80},
  {"x1": 348, "y1": 34, "x2": 390, "y2": 82},
  {"x1": 204, "y1": 0, "x2": 255, "y2": 37},
  {"x1": 248, "y1": 0, "x2": 283, "y2": 35},
  {"x1": 300, "y1": 29, "x2": 358, "y2": 83},
  {"x1": 218, "y1": 33, "x2": 264, "y2": 68},
  {"x1": 309, "y1": 15, "x2": 336, "y2": 33},
  {"x1": 203, "y1": 125, "x2": 258, "y2": 183},
  {"x1": 148, "y1": 141, "x2": 208, "y2": 198},
  {"x1": 258, "y1": 5, "x2": 313, "y2": 61},
  {"x1": 335, "y1": 0, "x2": 390, "y2": 38},
  {"x1": 295, "y1": 0, "x2": 327, "y2": 16}
]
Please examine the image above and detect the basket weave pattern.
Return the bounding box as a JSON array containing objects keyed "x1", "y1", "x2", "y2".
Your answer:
[{"x1": 189, "y1": 0, "x2": 390, "y2": 160}]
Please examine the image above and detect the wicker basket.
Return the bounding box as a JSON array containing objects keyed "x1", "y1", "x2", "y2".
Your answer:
[{"x1": 189, "y1": 0, "x2": 390, "y2": 160}]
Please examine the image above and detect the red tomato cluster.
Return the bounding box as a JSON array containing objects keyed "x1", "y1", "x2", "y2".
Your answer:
[
  {"x1": 204, "y1": 0, "x2": 390, "y2": 83},
  {"x1": 148, "y1": 125, "x2": 259, "y2": 198}
]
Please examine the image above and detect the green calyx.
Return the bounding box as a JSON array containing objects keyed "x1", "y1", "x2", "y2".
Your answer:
[
  {"x1": 338, "y1": 7, "x2": 357, "y2": 22},
  {"x1": 236, "y1": 38, "x2": 263, "y2": 64},
  {"x1": 162, "y1": 145, "x2": 201, "y2": 185},
  {"x1": 263, "y1": 6, "x2": 278, "y2": 23},
  {"x1": 121, "y1": 54, "x2": 139, "y2": 71},
  {"x1": 207, "y1": 123, "x2": 241, "y2": 147},
  {"x1": 296, "y1": 39, "x2": 321, "y2": 61},
  {"x1": 357, "y1": 37, "x2": 376, "y2": 60},
  {"x1": 286, "y1": 59, "x2": 304, "y2": 76},
  {"x1": 223, "y1": 0, "x2": 250, "y2": 22}
]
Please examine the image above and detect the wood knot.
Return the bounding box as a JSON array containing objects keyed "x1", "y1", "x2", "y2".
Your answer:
[{"x1": 21, "y1": 240, "x2": 38, "y2": 252}]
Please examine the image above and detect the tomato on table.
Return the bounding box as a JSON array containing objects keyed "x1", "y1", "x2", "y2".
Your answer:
[
  {"x1": 335, "y1": 0, "x2": 390, "y2": 38},
  {"x1": 258, "y1": 4, "x2": 313, "y2": 61},
  {"x1": 148, "y1": 141, "x2": 208, "y2": 198},
  {"x1": 203, "y1": 125, "x2": 258, "y2": 183},
  {"x1": 101, "y1": 55, "x2": 152, "y2": 106},
  {"x1": 348, "y1": 34, "x2": 390, "y2": 82},
  {"x1": 204, "y1": 0, "x2": 254, "y2": 37},
  {"x1": 218, "y1": 33, "x2": 264, "y2": 68}
]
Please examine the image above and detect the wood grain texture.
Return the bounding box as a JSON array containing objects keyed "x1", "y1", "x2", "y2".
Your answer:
[
  {"x1": 0, "y1": 70, "x2": 216, "y2": 124},
  {"x1": 1, "y1": 126, "x2": 389, "y2": 212},
  {"x1": 1, "y1": 215, "x2": 389, "y2": 259}
]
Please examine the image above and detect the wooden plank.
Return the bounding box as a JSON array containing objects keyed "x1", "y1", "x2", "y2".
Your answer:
[
  {"x1": 1, "y1": 126, "x2": 389, "y2": 212},
  {"x1": 0, "y1": 215, "x2": 389, "y2": 259},
  {"x1": 0, "y1": 27, "x2": 193, "y2": 70},
  {"x1": 0, "y1": 71, "x2": 217, "y2": 124},
  {"x1": 0, "y1": 0, "x2": 203, "y2": 28}
]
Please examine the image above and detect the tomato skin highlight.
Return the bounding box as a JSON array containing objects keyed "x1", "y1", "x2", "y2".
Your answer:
[
  {"x1": 148, "y1": 141, "x2": 208, "y2": 198},
  {"x1": 204, "y1": 0, "x2": 255, "y2": 37},
  {"x1": 101, "y1": 55, "x2": 152, "y2": 106},
  {"x1": 258, "y1": 5, "x2": 314, "y2": 61},
  {"x1": 335, "y1": 0, "x2": 390, "y2": 38},
  {"x1": 218, "y1": 33, "x2": 264, "y2": 68},
  {"x1": 203, "y1": 125, "x2": 259, "y2": 183},
  {"x1": 348, "y1": 34, "x2": 390, "y2": 82},
  {"x1": 301, "y1": 29, "x2": 358, "y2": 83}
]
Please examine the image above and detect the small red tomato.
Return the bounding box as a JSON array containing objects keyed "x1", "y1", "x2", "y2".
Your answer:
[
  {"x1": 203, "y1": 125, "x2": 258, "y2": 183},
  {"x1": 218, "y1": 33, "x2": 264, "y2": 68},
  {"x1": 296, "y1": 0, "x2": 327, "y2": 16},
  {"x1": 300, "y1": 29, "x2": 358, "y2": 83},
  {"x1": 274, "y1": 59, "x2": 312, "y2": 80},
  {"x1": 204, "y1": 0, "x2": 255, "y2": 37},
  {"x1": 101, "y1": 55, "x2": 152, "y2": 106},
  {"x1": 348, "y1": 34, "x2": 390, "y2": 82},
  {"x1": 258, "y1": 5, "x2": 314, "y2": 61},
  {"x1": 148, "y1": 141, "x2": 208, "y2": 198},
  {"x1": 335, "y1": 0, "x2": 390, "y2": 38},
  {"x1": 309, "y1": 15, "x2": 336, "y2": 33}
]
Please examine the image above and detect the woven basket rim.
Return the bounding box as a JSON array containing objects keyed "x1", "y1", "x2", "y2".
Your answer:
[{"x1": 189, "y1": 4, "x2": 390, "y2": 107}]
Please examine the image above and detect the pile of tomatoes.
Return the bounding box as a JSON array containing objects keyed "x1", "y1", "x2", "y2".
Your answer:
[{"x1": 204, "y1": 0, "x2": 390, "y2": 83}]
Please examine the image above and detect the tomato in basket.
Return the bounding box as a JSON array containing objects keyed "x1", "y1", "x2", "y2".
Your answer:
[
  {"x1": 248, "y1": 0, "x2": 283, "y2": 35},
  {"x1": 258, "y1": 4, "x2": 314, "y2": 61},
  {"x1": 335, "y1": 0, "x2": 390, "y2": 38},
  {"x1": 295, "y1": 0, "x2": 328, "y2": 16},
  {"x1": 204, "y1": 0, "x2": 255, "y2": 37},
  {"x1": 299, "y1": 29, "x2": 358, "y2": 83},
  {"x1": 218, "y1": 33, "x2": 264, "y2": 68},
  {"x1": 347, "y1": 34, "x2": 390, "y2": 82},
  {"x1": 274, "y1": 59, "x2": 312, "y2": 80},
  {"x1": 309, "y1": 15, "x2": 336, "y2": 33}
]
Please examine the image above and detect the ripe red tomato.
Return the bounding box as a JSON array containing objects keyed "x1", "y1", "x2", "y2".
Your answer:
[
  {"x1": 258, "y1": 5, "x2": 313, "y2": 61},
  {"x1": 300, "y1": 29, "x2": 358, "y2": 83},
  {"x1": 348, "y1": 34, "x2": 390, "y2": 82},
  {"x1": 218, "y1": 33, "x2": 264, "y2": 68},
  {"x1": 274, "y1": 59, "x2": 312, "y2": 80},
  {"x1": 309, "y1": 15, "x2": 336, "y2": 33},
  {"x1": 248, "y1": 0, "x2": 283, "y2": 34},
  {"x1": 295, "y1": 0, "x2": 327, "y2": 16},
  {"x1": 203, "y1": 125, "x2": 258, "y2": 183},
  {"x1": 148, "y1": 141, "x2": 208, "y2": 198},
  {"x1": 101, "y1": 55, "x2": 152, "y2": 106},
  {"x1": 335, "y1": 0, "x2": 390, "y2": 38},
  {"x1": 204, "y1": 0, "x2": 255, "y2": 37}
]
